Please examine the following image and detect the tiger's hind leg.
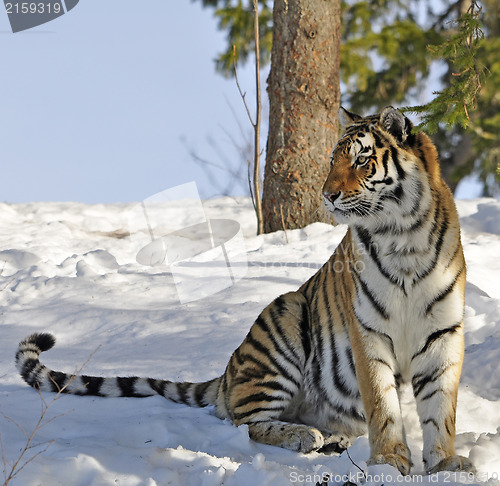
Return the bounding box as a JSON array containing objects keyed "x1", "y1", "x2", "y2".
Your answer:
[{"x1": 217, "y1": 291, "x2": 332, "y2": 453}]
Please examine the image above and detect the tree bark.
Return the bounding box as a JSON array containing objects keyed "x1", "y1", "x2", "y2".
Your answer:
[{"x1": 262, "y1": 0, "x2": 342, "y2": 233}]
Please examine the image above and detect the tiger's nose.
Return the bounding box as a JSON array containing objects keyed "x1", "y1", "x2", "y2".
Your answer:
[{"x1": 323, "y1": 191, "x2": 341, "y2": 204}]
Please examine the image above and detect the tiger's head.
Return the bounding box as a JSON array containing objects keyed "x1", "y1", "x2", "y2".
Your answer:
[{"x1": 323, "y1": 106, "x2": 440, "y2": 227}]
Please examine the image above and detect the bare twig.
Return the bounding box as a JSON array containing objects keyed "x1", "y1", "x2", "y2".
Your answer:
[
  {"x1": 233, "y1": 45, "x2": 255, "y2": 127},
  {"x1": 252, "y1": 0, "x2": 264, "y2": 235},
  {"x1": 1, "y1": 344, "x2": 100, "y2": 485},
  {"x1": 346, "y1": 448, "x2": 367, "y2": 482},
  {"x1": 182, "y1": 133, "x2": 248, "y2": 197},
  {"x1": 232, "y1": 0, "x2": 265, "y2": 235}
]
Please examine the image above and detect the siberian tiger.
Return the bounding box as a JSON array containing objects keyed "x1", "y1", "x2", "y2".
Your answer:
[{"x1": 16, "y1": 107, "x2": 474, "y2": 475}]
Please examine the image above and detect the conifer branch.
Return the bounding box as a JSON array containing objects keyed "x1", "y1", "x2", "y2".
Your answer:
[{"x1": 404, "y1": 1, "x2": 486, "y2": 133}]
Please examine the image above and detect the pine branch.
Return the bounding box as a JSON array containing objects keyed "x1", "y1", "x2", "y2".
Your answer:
[{"x1": 404, "y1": 1, "x2": 487, "y2": 134}]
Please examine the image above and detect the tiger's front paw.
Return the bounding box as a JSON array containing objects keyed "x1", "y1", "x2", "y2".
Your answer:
[
  {"x1": 427, "y1": 455, "x2": 475, "y2": 475},
  {"x1": 369, "y1": 447, "x2": 411, "y2": 476}
]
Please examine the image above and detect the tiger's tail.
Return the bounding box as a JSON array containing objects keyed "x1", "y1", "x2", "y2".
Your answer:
[{"x1": 15, "y1": 333, "x2": 221, "y2": 407}]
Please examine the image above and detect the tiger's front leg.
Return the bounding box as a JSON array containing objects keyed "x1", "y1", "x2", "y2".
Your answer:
[
  {"x1": 411, "y1": 321, "x2": 475, "y2": 474},
  {"x1": 350, "y1": 323, "x2": 411, "y2": 475}
]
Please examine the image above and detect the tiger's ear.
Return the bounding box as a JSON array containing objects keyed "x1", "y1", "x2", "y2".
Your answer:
[
  {"x1": 339, "y1": 107, "x2": 362, "y2": 128},
  {"x1": 380, "y1": 106, "x2": 411, "y2": 143}
]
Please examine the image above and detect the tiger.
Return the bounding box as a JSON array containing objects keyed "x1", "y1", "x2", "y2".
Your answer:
[{"x1": 16, "y1": 106, "x2": 475, "y2": 476}]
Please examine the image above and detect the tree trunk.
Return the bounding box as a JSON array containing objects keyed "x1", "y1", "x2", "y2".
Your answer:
[{"x1": 262, "y1": 0, "x2": 341, "y2": 233}]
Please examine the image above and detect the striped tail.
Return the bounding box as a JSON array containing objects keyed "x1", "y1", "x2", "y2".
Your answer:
[{"x1": 15, "y1": 333, "x2": 221, "y2": 407}]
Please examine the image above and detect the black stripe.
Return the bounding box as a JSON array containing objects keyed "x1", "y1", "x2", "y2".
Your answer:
[
  {"x1": 355, "y1": 226, "x2": 405, "y2": 292},
  {"x1": 381, "y1": 417, "x2": 394, "y2": 433},
  {"x1": 117, "y1": 376, "x2": 144, "y2": 397},
  {"x1": 48, "y1": 370, "x2": 69, "y2": 393},
  {"x1": 327, "y1": 312, "x2": 353, "y2": 398},
  {"x1": 444, "y1": 242, "x2": 462, "y2": 270},
  {"x1": 404, "y1": 178, "x2": 423, "y2": 217},
  {"x1": 413, "y1": 201, "x2": 450, "y2": 283},
  {"x1": 310, "y1": 355, "x2": 323, "y2": 399},
  {"x1": 352, "y1": 269, "x2": 389, "y2": 320},
  {"x1": 245, "y1": 334, "x2": 301, "y2": 389},
  {"x1": 412, "y1": 324, "x2": 461, "y2": 360},
  {"x1": 237, "y1": 353, "x2": 278, "y2": 379},
  {"x1": 373, "y1": 131, "x2": 385, "y2": 149},
  {"x1": 373, "y1": 203, "x2": 431, "y2": 236},
  {"x1": 20, "y1": 358, "x2": 40, "y2": 384},
  {"x1": 148, "y1": 378, "x2": 167, "y2": 396},
  {"x1": 227, "y1": 354, "x2": 239, "y2": 378},
  {"x1": 235, "y1": 366, "x2": 272, "y2": 384},
  {"x1": 234, "y1": 391, "x2": 286, "y2": 409},
  {"x1": 332, "y1": 266, "x2": 349, "y2": 333},
  {"x1": 381, "y1": 149, "x2": 389, "y2": 177},
  {"x1": 427, "y1": 195, "x2": 442, "y2": 243},
  {"x1": 266, "y1": 310, "x2": 302, "y2": 365},
  {"x1": 321, "y1": 275, "x2": 334, "y2": 326},
  {"x1": 390, "y1": 145, "x2": 406, "y2": 180},
  {"x1": 176, "y1": 382, "x2": 190, "y2": 404},
  {"x1": 221, "y1": 375, "x2": 228, "y2": 396},
  {"x1": 394, "y1": 372, "x2": 403, "y2": 388},
  {"x1": 256, "y1": 380, "x2": 295, "y2": 396},
  {"x1": 425, "y1": 267, "x2": 464, "y2": 315},
  {"x1": 311, "y1": 310, "x2": 325, "y2": 390},
  {"x1": 255, "y1": 316, "x2": 290, "y2": 360},
  {"x1": 373, "y1": 128, "x2": 391, "y2": 147},
  {"x1": 415, "y1": 137, "x2": 428, "y2": 172},
  {"x1": 376, "y1": 182, "x2": 403, "y2": 204},
  {"x1": 355, "y1": 310, "x2": 396, "y2": 359},
  {"x1": 421, "y1": 388, "x2": 443, "y2": 401},
  {"x1": 423, "y1": 418, "x2": 440, "y2": 430},
  {"x1": 28, "y1": 333, "x2": 56, "y2": 352},
  {"x1": 329, "y1": 402, "x2": 366, "y2": 423},
  {"x1": 405, "y1": 118, "x2": 415, "y2": 144},
  {"x1": 299, "y1": 297, "x2": 312, "y2": 360},
  {"x1": 370, "y1": 176, "x2": 394, "y2": 188},
  {"x1": 194, "y1": 380, "x2": 214, "y2": 407},
  {"x1": 346, "y1": 347, "x2": 357, "y2": 378},
  {"x1": 233, "y1": 406, "x2": 282, "y2": 421},
  {"x1": 368, "y1": 162, "x2": 377, "y2": 178},
  {"x1": 234, "y1": 347, "x2": 244, "y2": 366},
  {"x1": 373, "y1": 357, "x2": 394, "y2": 372},
  {"x1": 432, "y1": 201, "x2": 449, "y2": 249},
  {"x1": 308, "y1": 268, "x2": 324, "y2": 300},
  {"x1": 80, "y1": 375, "x2": 104, "y2": 396},
  {"x1": 412, "y1": 364, "x2": 452, "y2": 398}
]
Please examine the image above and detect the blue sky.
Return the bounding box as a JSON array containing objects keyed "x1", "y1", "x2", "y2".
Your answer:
[
  {"x1": 0, "y1": 1, "x2": 480, "y2": 203},
  {"x1": 0, "y1": 1, "x2": 258, "y2": 203}
]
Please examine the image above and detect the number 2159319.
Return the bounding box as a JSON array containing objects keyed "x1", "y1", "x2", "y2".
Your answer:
[{"x1": 5, "y1": 2, "x2": 62, "y2": 14}]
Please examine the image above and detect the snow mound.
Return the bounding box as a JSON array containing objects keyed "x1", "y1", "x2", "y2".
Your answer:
[{"x1": 0, "y1": 198, "x2": 499, "y2": 485}]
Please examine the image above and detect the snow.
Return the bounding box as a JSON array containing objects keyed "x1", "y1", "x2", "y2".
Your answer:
[{"x1": 0, "y1": 197, "x2": 499, "y2": 486}]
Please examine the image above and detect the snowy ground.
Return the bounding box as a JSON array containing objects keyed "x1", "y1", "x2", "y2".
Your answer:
[{"x1": 0, "y1": 197, "x2": 499, "y2": 486}]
